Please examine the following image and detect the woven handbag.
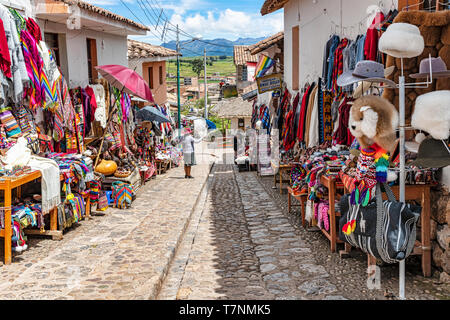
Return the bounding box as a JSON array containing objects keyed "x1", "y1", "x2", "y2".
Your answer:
[
  {"x1": 111, "y1": 181, "x2": 133, "y2": 209},
  {"x1": 97, "y1": 191, "x2": 109, "y2": 211},
  {"x1": 339, "y1": 183, "x2": 421, "y2": 264}
]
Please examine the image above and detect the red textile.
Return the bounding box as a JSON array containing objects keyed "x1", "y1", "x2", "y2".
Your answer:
[
  {"x1": 297, "y1": 85, "x2": 312, "y2": 142},
  {"x1": 84, "y1": 86, "x2": 98, "y2": 122},
  {"x1": 26, "y1": 18, "x2": 42, "y2": 42},
  {"x1": 332, "y1": 97, "x2": 355, "y2": 146},
  {"x1": 332, "y1": 38, "x2": 349, "y2": 96},
  {"x1": 364, "y1": 12, "x2": 385, "y2": 61},
  {"x1": 0, "y1": 19, "x2": 11, "y2": 78}
]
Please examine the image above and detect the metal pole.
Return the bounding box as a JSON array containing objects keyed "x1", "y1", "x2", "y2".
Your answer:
[
  {"x1": 204, "y1": 48, "x2": 208, "y2": 119},
  {"x1": 176, "y1": 24, "x2": 181, "y2": 137},
  {"x1": 399, "y1": 58, "x2": 406, "y2": 300}
]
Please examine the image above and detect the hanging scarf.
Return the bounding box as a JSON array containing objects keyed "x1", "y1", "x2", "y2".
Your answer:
[
  {"x1": 38, "y1": 41, "x2": 60, "y2": 110},
  {"x1": 21, "y1": 30, "x2": 44, "y2": 109}
]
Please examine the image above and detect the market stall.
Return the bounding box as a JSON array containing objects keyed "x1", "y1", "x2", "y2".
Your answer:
[
  {"x1": 0, "y1": 3, "x2": 183, "y2": 263},
  {"x1": 255, "y1": 5, "x2": 449, "y2": 299}
]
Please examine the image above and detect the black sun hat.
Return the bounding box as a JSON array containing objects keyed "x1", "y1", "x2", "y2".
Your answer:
[{"x1": 410, "y1": 138, "x2": 450, "y2": 168}]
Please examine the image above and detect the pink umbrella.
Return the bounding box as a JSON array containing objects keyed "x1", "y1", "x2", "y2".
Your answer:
[{"x1": 96, "y1": 65, "x2": 154, "y2": 102}]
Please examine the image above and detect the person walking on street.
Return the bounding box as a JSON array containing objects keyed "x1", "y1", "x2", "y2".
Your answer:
[{"x1": 179, "y1": 127, "x2": 202, "y2": 179}]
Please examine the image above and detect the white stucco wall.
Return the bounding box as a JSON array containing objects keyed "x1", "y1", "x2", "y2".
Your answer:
[
  {"x1": 230, "y1": 117, "x2": 252, "y2": 131},
  {"x1": 283, "y1": 0, "x2": 398, "y2": 93},
  {"x1": 39, "y1": 20, "x2": 128, "y2": 88}
]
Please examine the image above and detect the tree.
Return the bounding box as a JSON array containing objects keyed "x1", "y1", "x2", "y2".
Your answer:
[
  {"x1": 191, "y1": 58, "x2": 204, "y2": 99},
  {"x1": 191, "y1": 58, "x2": 203, "y2": 78}
]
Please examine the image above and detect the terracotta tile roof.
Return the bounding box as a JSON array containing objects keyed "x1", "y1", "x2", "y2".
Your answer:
[
  {"x1": 233, "y1": 45, "x2": 258, "y2": 66},
  {"x1": 212, "y1": 97, "x2": 253, "y2": 118},
  {"x1": 54, "y1": 0, "x2": 150, "y2": 31},
  {"x1": 248, "y1": 31, "x2": 284, "y2": 55},
  {"x1": 128, "y1": 40, "x2": 180, "y2": 59},
  {"x1": 261, "y1": 0, "x2": 289, "y2": 16}
]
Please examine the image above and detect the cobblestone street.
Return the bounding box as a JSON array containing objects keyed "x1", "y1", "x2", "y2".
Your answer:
[
  {"x1": 0, "y1": 157, "x2": 448, "y2": 300},
  {"x1": 160, "y1": 164, "x2": 450, "y2": 300}
]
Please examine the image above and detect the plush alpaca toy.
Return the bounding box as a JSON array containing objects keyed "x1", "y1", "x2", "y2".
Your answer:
[{"x1": 348, "y1": 95, "x2": 399, "y2": 153}]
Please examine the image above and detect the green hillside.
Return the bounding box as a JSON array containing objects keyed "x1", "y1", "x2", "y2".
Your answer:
[{"x1": 166, "y1": 56, "x2": 235, "y2": 83}]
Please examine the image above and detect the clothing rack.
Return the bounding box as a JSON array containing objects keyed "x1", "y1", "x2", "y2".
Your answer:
[{"x1": 386, "y1": 55, "x2": 433, "y2": 300}]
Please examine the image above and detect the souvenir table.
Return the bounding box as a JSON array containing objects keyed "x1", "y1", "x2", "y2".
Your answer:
[
  {"x1": 287, "y1": 186, "x2": 308, "y2": 227},
  {"x1": 313, "y1": 175, "x2": 345, "y2": 253},
  {"x1": 273, "y1": 163, "x2": 293, "y2": 194},
  {"x1": 0, "y1": 171, "x2": 60, "y2": 264},
  {"x1": 155, "y1": 159, "x2": 170, "y2": 175},
  {"x1": 339, "y1": 172, "x2": 432, "y2": 277}
]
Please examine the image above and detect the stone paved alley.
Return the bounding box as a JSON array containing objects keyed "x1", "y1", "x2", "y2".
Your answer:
[{"x1": 0, "y1": 156, "x2": 449, "y2": 300}]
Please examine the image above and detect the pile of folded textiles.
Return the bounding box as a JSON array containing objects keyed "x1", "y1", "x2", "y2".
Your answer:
[
  {"x1": 57, "y1": 193, "x2": 86, "y2": 230},
  {"x1": 2, "y1": 203, "x2": 45, "y2": 252},
  {"x1": 46, "y1": 153, "x2": 95, "y2": 192}
]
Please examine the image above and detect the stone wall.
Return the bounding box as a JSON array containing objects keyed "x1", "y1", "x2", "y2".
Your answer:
[
  {"x1": 381, "y1": 10, "x2": 450, "y2": 284},
  {"x1": 429, "y1": 186, "x2": 450, "y2": 283}
]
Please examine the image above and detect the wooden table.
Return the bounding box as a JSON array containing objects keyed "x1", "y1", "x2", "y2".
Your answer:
[
  {"x1": 287, "y1": 186, "x2": 308, "y2": 227},
  {"x1": 155, "y1": 159, "x2": 170, "y2": 175},
  {"x1": 313, "y1": 175, "x2": 346, "y2": 253},
  {"x1": 273, "y1": 164, "x2": 292, "y2": 194},
  {"x1": 340, "y1": 179, "x2": 432, "y2": 277},
  {"x1": 0, "y1": 171, "x2": 61, "y2": 264}
]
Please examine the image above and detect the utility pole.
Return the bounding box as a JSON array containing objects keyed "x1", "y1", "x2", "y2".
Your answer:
[
  {"x1": 176, "y1": 24, "x2": 181, "y2": 137},
  {"x1": 204, "y1": 48, "x2": 208, "y2": 120}
]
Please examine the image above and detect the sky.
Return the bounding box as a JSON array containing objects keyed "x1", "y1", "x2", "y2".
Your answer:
[{"x1": 89, "y1": 0, "x2": 283, "y2": 45}]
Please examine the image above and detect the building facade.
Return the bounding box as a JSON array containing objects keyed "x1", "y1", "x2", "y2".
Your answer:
[
  {"x1": 31, "y1": 0, "x2": 149, "y2": 87},
  {"x1": 128, "y1": 39, "x2": 179, "y2": 106},
  {"x1": 233, "y1": 45, "x2": 259, "y2": 93}
]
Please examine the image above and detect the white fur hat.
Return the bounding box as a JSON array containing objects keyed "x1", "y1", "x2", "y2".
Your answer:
[
  {"x1": 379, "y1": 23, "x2": 424, "y2": 58},
  {"x1": 412, "y1": 90, "x2": 450, "y2": 140}
]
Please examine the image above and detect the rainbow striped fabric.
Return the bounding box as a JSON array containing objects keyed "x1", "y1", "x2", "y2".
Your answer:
[
  {"x1": 254, "y1": 55, "x2": 275, "y2": 79},
  {"x1": 0, "y1": 109, "x2": 21, "y2": 137}
]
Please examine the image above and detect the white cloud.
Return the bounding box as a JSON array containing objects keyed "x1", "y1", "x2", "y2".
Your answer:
[
  {"x1": 169, "y1": 9, "x2": 283, "y2": 40},
  {"x1": 160, "y1": 0, "x2": 210, "y2": 15}
]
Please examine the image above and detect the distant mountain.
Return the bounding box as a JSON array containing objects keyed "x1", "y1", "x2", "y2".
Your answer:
[{"x1": 162, "y1": 37, "x2": 266, "y2": 57}]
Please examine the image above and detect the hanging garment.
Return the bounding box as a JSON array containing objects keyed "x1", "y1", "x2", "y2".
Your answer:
[
  {"x1": 13, "y1": 105, "x2": 36, "y2": 136},
  {"x1": 308, "y1": 87, "x2": 320, "y2": 148},
  {"x1": 297, "y1": 83, "x2": 314, "y2": 143},
  {"x1": 304, "y1": 85, "x2": 318, "y2": 147},
  {"x1": 92, "y1": 84, "x2": 107, "y2": 128},
  {"x1": 0, "y1": 6, "x2": 28, "y2": 103},
  {"x1": 356, "y1": 34, "x2": 366, "y2": 63},
  {"x1": 381, "y1": 10, "x2": 398, "y2": 32},
  {"x1": 332, "y1": 96, "x2": 354, "y2": 146},
  {"x1": 332, "y1": 38, "x2": 349, "y2": 97},
  {"x1": 292, "y1": 93, "x2": 301, "y2": 138},
  {"x1": 26, "y1": 18, "x2": 42, "y2": 42},
  {"x1": 282, "y1": 108, "x2": 295, "y2": 151},
  {"x1": 58, "y1": 76, "x2": 75, "y2": 131},
  {"x1": 322, "y1": 35, "x2": 338, "y2": 87},
  {"x1": 318, "y1": 84, "x2": 324, "y2": 144},
  {"x1": 0, "y1": 19, "x2": 11, "y2": 79},
  {"x1": 364, "y1": 12, "x2": 385, "y2": 61},
  {"x1": 326, "y1": 35, "x2": 340, "y2": 90},
  {"x1": 322, "y1": 91, "x2": 333, "y2": 144},
  {"x1": 21, "y1": 30, "x2": 44, "y2": 109},
  {"x1": 38, "y1": 41, "x2": 60, "y2": 110}
]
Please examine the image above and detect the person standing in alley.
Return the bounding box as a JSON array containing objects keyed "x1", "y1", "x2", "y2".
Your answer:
[{"x1": 178, "y1": 127, "x2": 202, "y2": 179}]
